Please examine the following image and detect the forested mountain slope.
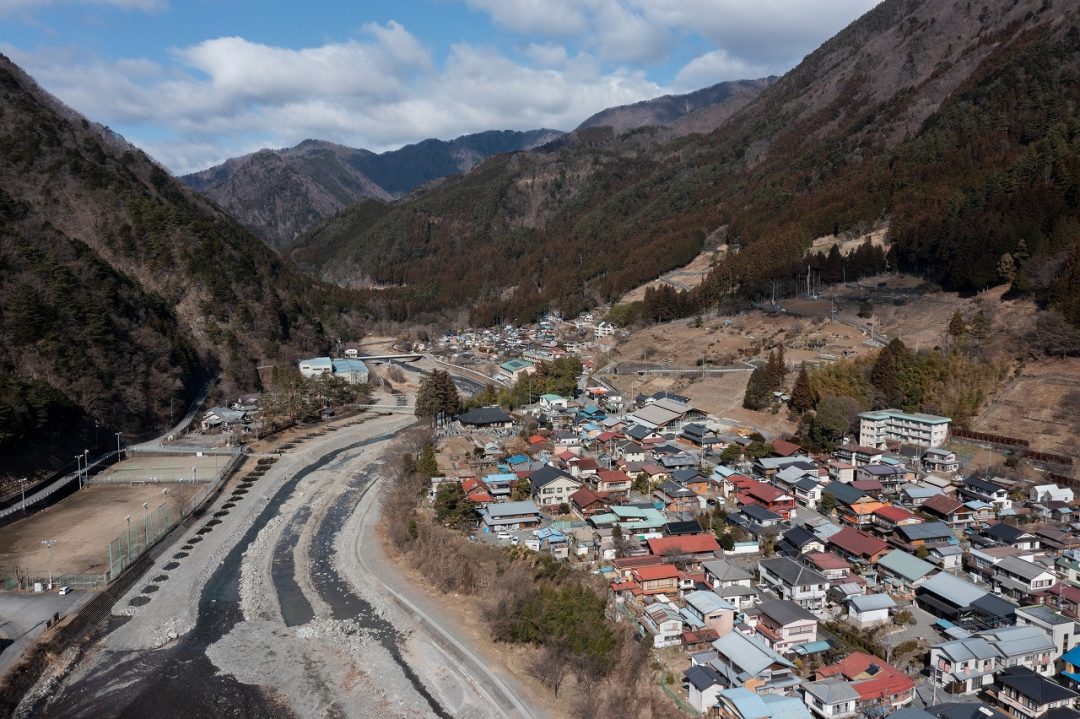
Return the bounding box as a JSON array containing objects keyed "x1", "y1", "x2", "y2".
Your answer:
[
  {"x1": 183, "y1": 130, "x2": 561, "y2": 249},
  {"x1": 0, "y1": 55, "x2": 363, "y2": 471},
  {"x1": 290, "y1": 0, "x2": 1080, "y2": 331}
]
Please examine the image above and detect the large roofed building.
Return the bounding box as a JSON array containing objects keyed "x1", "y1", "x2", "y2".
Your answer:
[{"x1": 859, "y1": 408, "x2": 951, "y2": 449}]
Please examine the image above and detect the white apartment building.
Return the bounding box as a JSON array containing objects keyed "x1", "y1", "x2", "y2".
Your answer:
[{"x1": 859, "y1": 408, "x2": 951, "y2": 449}]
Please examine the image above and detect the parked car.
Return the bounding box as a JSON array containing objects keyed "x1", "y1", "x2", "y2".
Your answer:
[{"x1": 58, "y1": 586, "x2": 71, "y2": 595}]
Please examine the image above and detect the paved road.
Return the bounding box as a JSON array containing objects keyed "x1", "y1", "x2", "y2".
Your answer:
[
  {"x1": 0, "y1": 590, "x2": 91, "y2": 679},
  {"x1": 129, "y1": 381, "x2": 213, "y2": 453},
  {"x1": 349, "y1": 470, "x2": 545, "y2": 719}
]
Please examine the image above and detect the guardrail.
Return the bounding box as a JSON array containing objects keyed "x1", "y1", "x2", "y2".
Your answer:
[{"x1": 0, "y1": 450, "x2": 123, "y2": 521}]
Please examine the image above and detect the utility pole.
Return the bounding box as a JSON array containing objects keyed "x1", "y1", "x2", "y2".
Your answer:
[
  {"x1": 83, "y1": 449, "x2": 89, "y2": 487},
  {"x1": 41, "y1": 539, "x2": 56, "y2": 589},
  {"x1": 18, "y1": 478, "x2": 28, "y2": 513}
]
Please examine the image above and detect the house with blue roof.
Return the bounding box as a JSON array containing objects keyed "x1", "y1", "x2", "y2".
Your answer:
[{"x1": 716, "y1": 687, "x2": 812, "y2": 719}]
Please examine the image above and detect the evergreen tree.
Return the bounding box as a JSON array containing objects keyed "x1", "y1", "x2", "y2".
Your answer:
[
  {"x1": 417, "y1": 443, "x2": 439, "y2": 477},
  {"x1": 970, "y1": 311, "x2": 992, "y2": 342},
  {"x1": 790, "y1": 363, "x2": 814, "y2": 413},
  {"x1": 414, "y1": 373, "x2": 440, "y2": 421},
  {"x1": 766, "y1": 350, "x2": 782, "y2": 391},
  {"x1": 433, "y1": 482, "x2": 472, "y2": 528},
  {"x1": 870, "y1": 339, "x2": 908, "y2": 408},
  {"x1": 947, "y1": 310, "x2": 966, "y2": 343},
  {"x1": 742, "y1": 367, "x2": 771, "y2": 410}
]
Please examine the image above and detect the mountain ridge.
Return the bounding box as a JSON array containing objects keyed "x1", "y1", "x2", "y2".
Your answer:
[
  {"x1": 181, "y1": 129, "x2": 562, "y2": 249},
  {"x1": 286, "y1": 0, "x2": 1080, "y2": 332}
]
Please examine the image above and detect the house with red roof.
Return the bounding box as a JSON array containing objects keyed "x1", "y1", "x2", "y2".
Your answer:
[
  {"x1": 610, "y1": 555, "x2": 665, "y2": 580},
  {"x1": 802, "y1": 551, "x2": 855, "y2": 583},
  {"x1": 460, "y1": 477, "x2": 494, "y2": 505},
  {"x1": 772, "y1": 439, "x2": 804, "y2": 457},
  {"x1": 872, "y1": 504, "x2": 922, "y2": 534},
  {"x1": 921, "y1": 494, "x2": 975, "y2": 528},
  {"x1": 647, "y1": 534, "x2": 721, "y2": 568},
  {"x1": 814, "y1": 652, "x2": 915, "y2": 713},
  {"x1": 827, "y1": 527, "x2": 892, "y2": 565},
  {"x1": 594, "y1": 469, "x2": 632, "y2": 496},
  {"x1": 569, "y1": 487, "x2": 610, "y2": 518},
  {"x1": 629, "y1": 563, "x2": 680, "y2": 595},
  {"x1": 1043, "y1": 583, "x2": 1080, "y2": 619},
  {"x1": 736, "y1": 480, "x2": 795, "y2": 520}
]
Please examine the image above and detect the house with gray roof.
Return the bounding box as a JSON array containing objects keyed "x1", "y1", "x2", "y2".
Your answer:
[
  {"x1": 685, "y1": 664, "x2": 726, "y2": 714},
  {"x1": 847, "y1": 593, "x2": 896, "y2": 628},
  {"x1": 708, "y1": 630, "x2": 800, "y2": 694},
  {"x1": 990, "y1": 666, "x2": 1079, "y2": 719},
  {"x1": 803, "y1": 677, "x2": 860, "y2": 719},
  {"x1": 876, "y1": 549, "x2": 937, "y2": 594},
  {"x1": 528, "y1": 465, "x2": 581, "y2": 508},
  {"x1": 930, "y1": 624, "x2": 1058, "y2": 694},
  {"x1": 684, "y1": 590, "x2": 736, "y2": 636},
  {"x1": 755, "y1": 599, "x2": 818, "y2": 654},
  {"x1": 478, "y1": 501, "x2": 542, "y2": 529},
  {"x1": 759, "y1": 557, "x2": 829, "y2": 612}
]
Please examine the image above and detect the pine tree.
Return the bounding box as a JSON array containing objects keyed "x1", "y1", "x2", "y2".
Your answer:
[
  {"x1": 870, "y1": 343, "x2": 901, "y2": 409},
  {"x1": 790, "y1": 363, "x2": 814, "y2": 413},
  {"x1": 766, "y1": 350, "x2": 782, "y2": 391},
  {"x1": 742, "y1": 367, "x2": 771, "y2": 410}
]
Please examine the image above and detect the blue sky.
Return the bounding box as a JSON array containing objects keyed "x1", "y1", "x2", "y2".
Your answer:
[{"x1": 1, "y1": 0, "x2": 878, "y2": 173}]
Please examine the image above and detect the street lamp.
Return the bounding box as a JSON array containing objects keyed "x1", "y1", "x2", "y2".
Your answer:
[
  {"x1": 143, "y1": 501, "x2": 150, "y2": 544},
  {"x1": 115, "y1": 431, "x2": 123, "y2": 460},
  {"x1": 124, "y1": 515, "x2": 131, "y2": 565},
  {"x1": 18, "y1": 478, "x2": 28, "y2": 513},
  {"x1": 83, "y1": 449, "x2": 89, "y2": 487},
  {"x1": 41, "y1": 539, "x2": 56, "y2": 589},
  {"x1": 192, "y1": 466, "x2": 197, "y2": 484}
]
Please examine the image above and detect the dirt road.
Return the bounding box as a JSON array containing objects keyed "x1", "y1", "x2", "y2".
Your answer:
[{"x1": 16, "y1": 412, "x2": 542, "y2": 719}]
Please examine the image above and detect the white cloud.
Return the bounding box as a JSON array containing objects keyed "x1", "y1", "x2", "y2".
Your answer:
[
  {"x1": 635, "y1": 0, "x2": 880, "y2": 67},
  {"x1": 1, "y1": 26, "x2": 664, "y2": 174},
  {"x1": 463, "y1": 0, "x2": 589, "y2": 36},
  {"x1": 674, "y1": 49, "x2": 768, "y2": 90},
  {"x1": 1, "y1": 3, "x2": 883, "y2": 173}
]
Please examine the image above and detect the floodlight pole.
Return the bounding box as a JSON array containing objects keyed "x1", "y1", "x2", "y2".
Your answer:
[
  {"x1": 18, "y1": 478, "x2": 28, "y2": 513},
  {"x1": 41, "y1": 539, "x2": 56, "y2": 589}
]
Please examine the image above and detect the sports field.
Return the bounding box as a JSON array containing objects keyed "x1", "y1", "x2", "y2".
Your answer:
[
  {"x1": 93, "y1": 453, "x2": 227, "y2": 485},
  {"x1": 0, "y1": 484, "x2": 184, "y2": 579}
]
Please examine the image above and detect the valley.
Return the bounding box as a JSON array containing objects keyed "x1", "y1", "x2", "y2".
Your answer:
[{"x1": 2, "y1": 1, "x2": 1080, "y2": 718}]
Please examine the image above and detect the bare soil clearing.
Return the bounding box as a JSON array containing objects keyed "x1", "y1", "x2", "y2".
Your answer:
[
  {"x1": 972, "y1": 357, "x2": 1080, "y2": 463},
  {"x1": 0, "y1": 485, "x2": 177, "y2": 577}
]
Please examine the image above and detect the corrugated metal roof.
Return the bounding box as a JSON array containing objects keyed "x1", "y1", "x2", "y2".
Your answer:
[
  {"x1": 848, "y1": 593, "x2": 896, "y2": 612},
  {"x1": 920, "y1": 572, "x2": 986, "y2": 606},
  {"x1": 877, "y1": 549, "x2": 936, "y2": 582},
  {"x1": 684, "y1": 590, "x2": 735, "y2": 616}
]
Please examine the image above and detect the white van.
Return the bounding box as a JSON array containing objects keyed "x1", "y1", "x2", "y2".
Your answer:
[{"x1": 58, "y1": 586, "x2": 71, "y2": 595}]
